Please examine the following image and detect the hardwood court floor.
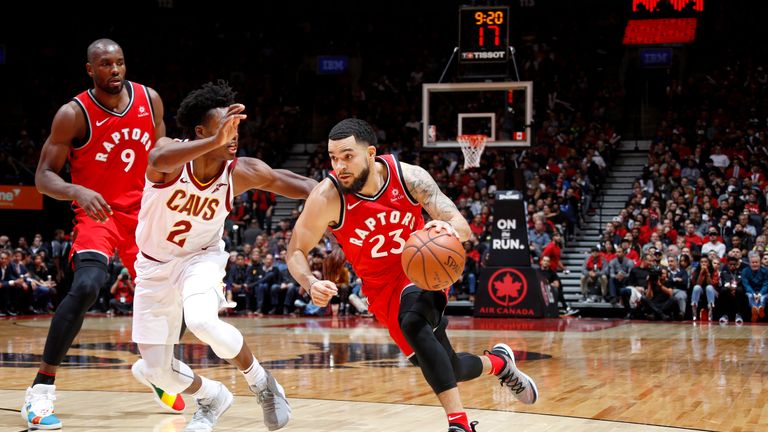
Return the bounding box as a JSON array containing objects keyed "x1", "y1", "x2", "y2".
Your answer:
[{"x1": 0, "y1": 313, "x2": 766, "y2": 431}]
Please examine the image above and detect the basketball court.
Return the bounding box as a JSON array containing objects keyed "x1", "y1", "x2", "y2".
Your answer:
[{"x1": 0, "y1": 314, "x2": 764, "y2": 431}]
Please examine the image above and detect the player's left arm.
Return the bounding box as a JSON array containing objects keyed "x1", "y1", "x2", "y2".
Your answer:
[
  {"x1": 401, "y1": 162, "x2": 471, "y2": 242},
  {"x1": 147, "y1": 87, "x2": 166, "y2": 141},
  {"x1": 232, "y1": 157, "x2": 318, "y2": 199}
]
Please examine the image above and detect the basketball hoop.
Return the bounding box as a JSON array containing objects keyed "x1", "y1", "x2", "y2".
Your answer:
[{"x1": 458, "y1": 134, "x2": 487, "y2": 170}]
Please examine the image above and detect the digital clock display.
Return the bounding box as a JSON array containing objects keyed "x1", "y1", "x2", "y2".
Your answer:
[{"x1": 459, "y1": 6, "x2": 509, "y2": 63}]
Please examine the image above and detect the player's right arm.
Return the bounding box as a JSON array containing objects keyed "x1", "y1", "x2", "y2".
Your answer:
[
  {"x1": 146, "y1": 104, "x2": 246, "y2": 183},
  {"x1": 35, "y1": 102, "x2": 113, "y2": 222},
  {"x1": 286, "y1": 179, "x2": 339, "y2": 306}
]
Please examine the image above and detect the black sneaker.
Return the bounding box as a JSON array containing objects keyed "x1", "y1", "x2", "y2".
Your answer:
[
  {"x1": 489, "y1": 343, "x2": 539, "y2": 404},
  {"x1": 448, "y1": 421, "x2": 479, "y2": 432}
]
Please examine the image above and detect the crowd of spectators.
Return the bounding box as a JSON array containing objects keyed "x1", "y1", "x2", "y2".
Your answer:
[{"x1": 581, "y1": 61, "x2": 768, "y2": 323}]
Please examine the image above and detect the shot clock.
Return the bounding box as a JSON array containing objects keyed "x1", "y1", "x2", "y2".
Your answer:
[{"x1": 459, "y1": 6, "x2": 510, "y2": 64}]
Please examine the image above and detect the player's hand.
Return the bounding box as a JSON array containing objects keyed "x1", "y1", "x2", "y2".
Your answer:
[
  {"x1": 74, "y1": 186, "x2": 112, "y2": 222},
  {"x1": 215, "y1": 104, "x2": 247, "y2": 146},
  {"x1": 424, "y1": 220, "x2": 459, "y2": 239},
  {"x1": 310, "y1": 280, "x2": 338, "y2": 307}
]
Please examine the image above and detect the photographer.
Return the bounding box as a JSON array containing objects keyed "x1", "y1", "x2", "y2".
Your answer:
[
  {"x1": 109, "y1": 269, "x2": 134, "y2": 315},
  {"x1": 638, "y1": 267, "x2": 675, "y2": 321}
]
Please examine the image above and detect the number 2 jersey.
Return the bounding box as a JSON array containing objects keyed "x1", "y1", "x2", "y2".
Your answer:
[
  {"x1": 70, "y1": 81, "x2": 156, "y2": 212},
  {"x1": 328, "y1": 155, "x2": 424, "y2": 309},
  {"x1": 136, "y1": 159, "x2": 237, "y2": 262}
]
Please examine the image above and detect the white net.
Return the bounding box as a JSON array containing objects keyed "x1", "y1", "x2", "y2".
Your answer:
[{"x1": 458, "y1": 134, "x2": 487, "y2": 169}]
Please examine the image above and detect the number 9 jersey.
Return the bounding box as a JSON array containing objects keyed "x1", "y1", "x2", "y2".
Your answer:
[
  {"x1": 136, "y1": 159, "x2": 237, "y2": 262},
  {"x1": 70, "y1": 81, "x2": 156, "y2": 212}
]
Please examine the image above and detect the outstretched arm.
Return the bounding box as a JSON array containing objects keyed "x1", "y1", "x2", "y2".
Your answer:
[
  {"x1": 401, "y1": 162, "x2": 471, "y2": 241},
  {"x1": 287, "y1": 180, "x2": 339, "y2": 306},
  {"x1": 232, "y1": 158, "x2": 317, "y2": 199},
  {"x1": 146, "y1": 104, "x2": 246, "y2": 178}
]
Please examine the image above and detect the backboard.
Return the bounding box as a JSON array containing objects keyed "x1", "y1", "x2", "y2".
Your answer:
[{"x1": 422, "y1": 81, "x2": 532, "y2": 148}]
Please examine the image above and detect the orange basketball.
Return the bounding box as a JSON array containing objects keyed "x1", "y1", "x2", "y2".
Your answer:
[{"x1": 401, "y1": 226, "x2": 466, "y2": 291}]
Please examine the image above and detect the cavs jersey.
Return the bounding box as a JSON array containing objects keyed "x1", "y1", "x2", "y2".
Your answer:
[
  {"x1": 329, "y1": 155, "x2": 425, "y2": 306},
  {"x1": 136, "y1": 159, "x2": 237, "y2": 262},
  {"x1": 71, "y1": 81, "x2": 156, "y2": 212}
]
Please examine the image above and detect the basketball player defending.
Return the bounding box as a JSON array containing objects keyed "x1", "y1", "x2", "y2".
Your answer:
[
  {"x1": 287, "y1": 118, "x2": 538, "y2": 432},
  {"x1": 24, "y1": 39, "x2": 182, "y2": 430},
  {"x1": 131, "y1": 81, "x2": 313, "y2": 431}
]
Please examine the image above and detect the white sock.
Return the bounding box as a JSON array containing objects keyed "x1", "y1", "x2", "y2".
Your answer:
[
  {"x1": 240, "y1": 355, "x2": 267, "y2": 388},
  {"x1": 190, "y1": 376, "x2": 220, "y2": 400}
]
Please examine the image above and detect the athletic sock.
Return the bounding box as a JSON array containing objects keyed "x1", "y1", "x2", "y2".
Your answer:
[
  {"x1": 33, "y1": 370, "x2": 56, "y2": 386},
  {"x1": 447, "y1": 412, "x2": 470, "y2": 430},
  {"x1": 190, "y1": 376, "x2": 220, "y2": 400},
  {"x1": 486, "y1": 352, "x2": 506, "y2": 376},
  {"x1": 240, "y1": 355, "x2": 267, "y2": 388}
]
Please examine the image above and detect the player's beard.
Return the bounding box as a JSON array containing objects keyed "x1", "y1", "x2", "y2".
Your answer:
[
  {"x1": 99, "y1": 79, "x2": 124, "y2": 95},
  {"x1": 339, "y1": 164, "x2": 370, "y2": 194}
]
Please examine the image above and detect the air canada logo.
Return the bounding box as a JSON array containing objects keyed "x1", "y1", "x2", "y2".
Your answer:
[{"x1": 487, "y1": 268, "x2": 528, "y2": 307}]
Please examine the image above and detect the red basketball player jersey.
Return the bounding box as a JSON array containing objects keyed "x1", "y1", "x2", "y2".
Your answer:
[
  {"x1": 70, "y1": 81, "x2": 156, "y2": 212},
  {"x1": 329, "y1": 155, "x2": 425, "y2": 306}
]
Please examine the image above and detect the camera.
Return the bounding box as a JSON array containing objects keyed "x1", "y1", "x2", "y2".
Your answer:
[{"x1": 121, "y1": 274, "x2": 129, "y2": 281}]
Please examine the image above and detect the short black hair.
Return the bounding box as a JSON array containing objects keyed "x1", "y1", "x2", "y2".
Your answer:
[
  {"x1": 176, "y1": 80, "x2": 236, "y2": 138},
  {"x1": 328, "y1": 118, "x2": 377, "y2": 146}
]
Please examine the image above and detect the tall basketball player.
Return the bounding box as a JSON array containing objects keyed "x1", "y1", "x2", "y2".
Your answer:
[
  {"x1": 130, "y1": 80, "x2": 314, "y2": 431},
  {"x1": 25, "y1": 39, "x2": 181, "y2": 430},
  {"x1": 287, "y1": 118, "x2": 538, "y2": 432}
]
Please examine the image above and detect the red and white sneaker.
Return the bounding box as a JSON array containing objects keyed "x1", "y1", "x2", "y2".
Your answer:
[{"x1": 490, "y1": 343, "x2": 539, "y2": 404}]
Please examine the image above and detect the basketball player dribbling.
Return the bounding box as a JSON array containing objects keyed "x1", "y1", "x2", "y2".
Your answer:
[
  {"x1": 24, "y1": 38, "x2": 181, "y2": 430},
  {"x1": 130, "y1": 80, "x2": 315, "y2": 431},
  {"x1": 287, "y1": 118, "x2": 538, "y2": 432}
]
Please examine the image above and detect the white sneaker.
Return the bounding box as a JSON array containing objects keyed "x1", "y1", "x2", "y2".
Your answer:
[
  {"x1": 735, "y1": 314, "x2": 744, "y2": 326},
  {"x1": 719, "y1": 315, "x2": 728, "y2": 325},
  {"x1": 250, "y1": 371, "x2": 292, "y2": 430},
  {"x1": 21, "y1": 384, "x2": 61, "y2": 430},
  {"x1": 490, "y1": 343, "x2": 539, "y2": 404},
  {"x1": 184, "y1": 382, "x2": 233, "y2": 432},
  {"x1": 131, "y1": 359, "x2": 186, "y2": 413}
]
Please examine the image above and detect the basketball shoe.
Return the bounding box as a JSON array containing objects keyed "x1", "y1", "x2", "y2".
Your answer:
[
  {"x1": 131, "y1": 359, "x2": 186, "y2": 413},
  {"x1": 448, "y1": 421, "x2": 479, "y2": 432},
  {"x1": 250, "y1": 370, "x2": 292, "y2": 430},
  {"x1": 184, "y1": 382, "x2": 233, "y2": 432},
  {"x1": 489, "y1": 343, "x2": 539, "y2": 404},
  {"x1": 21, "y1": 384, "x2": 61, "y2": 430}
]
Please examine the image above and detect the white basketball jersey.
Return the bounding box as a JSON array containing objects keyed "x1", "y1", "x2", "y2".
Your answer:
[{"x1": 136, "y1": 159, "x2": 236, "y2": 261}]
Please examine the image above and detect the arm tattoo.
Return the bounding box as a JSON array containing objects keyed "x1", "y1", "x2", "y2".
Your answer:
[{"x1": 405, "y1": 165, "x2": 457, "y2": 221}]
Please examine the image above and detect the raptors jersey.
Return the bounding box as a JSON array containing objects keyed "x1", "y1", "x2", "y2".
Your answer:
[
  {"x1": 71, "y1": 81, "x2": 156, "y2": 212},
  {"x1": 136, "y1": 159, "x2": 237, "y2": 262},
  {"x1": 329, "y1": 155, "x2": 424, "y2": 307}
]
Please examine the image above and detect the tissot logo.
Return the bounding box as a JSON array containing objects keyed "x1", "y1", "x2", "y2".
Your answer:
[{"x1": 487, "y1": 268, "x2": 528, "y2": 307}]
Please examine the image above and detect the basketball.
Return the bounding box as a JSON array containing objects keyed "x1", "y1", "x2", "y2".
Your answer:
[{"x1": 401, "y1": 226, "x2": 466, "y2": 291}]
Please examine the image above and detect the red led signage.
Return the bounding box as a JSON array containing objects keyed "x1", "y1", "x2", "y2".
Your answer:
[
  {"x1": 632, "y1": 0, "x2": 704, "y2": 13},
  {"x1": 623, "y1": 18, "x2": 697, "y2": 45}
]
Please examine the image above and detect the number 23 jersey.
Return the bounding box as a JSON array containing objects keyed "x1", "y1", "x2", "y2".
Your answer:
[
  {"x1": 136, "y1": 159, "x2": 236, "y2": 261},
  {"x1": 329, "y1": 155, "x2": 424, "y2": 302}
]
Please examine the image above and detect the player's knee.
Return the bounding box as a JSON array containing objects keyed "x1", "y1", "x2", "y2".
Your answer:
[
  {"x1": 399, "y1": 311, "x2": 429, "y2": 343},
  {"x1": 71, "y1": 256, "x2": 109, "y2": 306},
  {"x1": 185, "y1": 314, "x2": 217, "y2": 342}
]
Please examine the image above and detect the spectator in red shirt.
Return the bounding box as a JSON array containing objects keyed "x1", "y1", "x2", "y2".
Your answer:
[
  {"x1": 541, "y1": 232, "x2": 566, "y2": 273},
  {"x1": 109, "y1": 268, "x2": 134, "y2": 315}
]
